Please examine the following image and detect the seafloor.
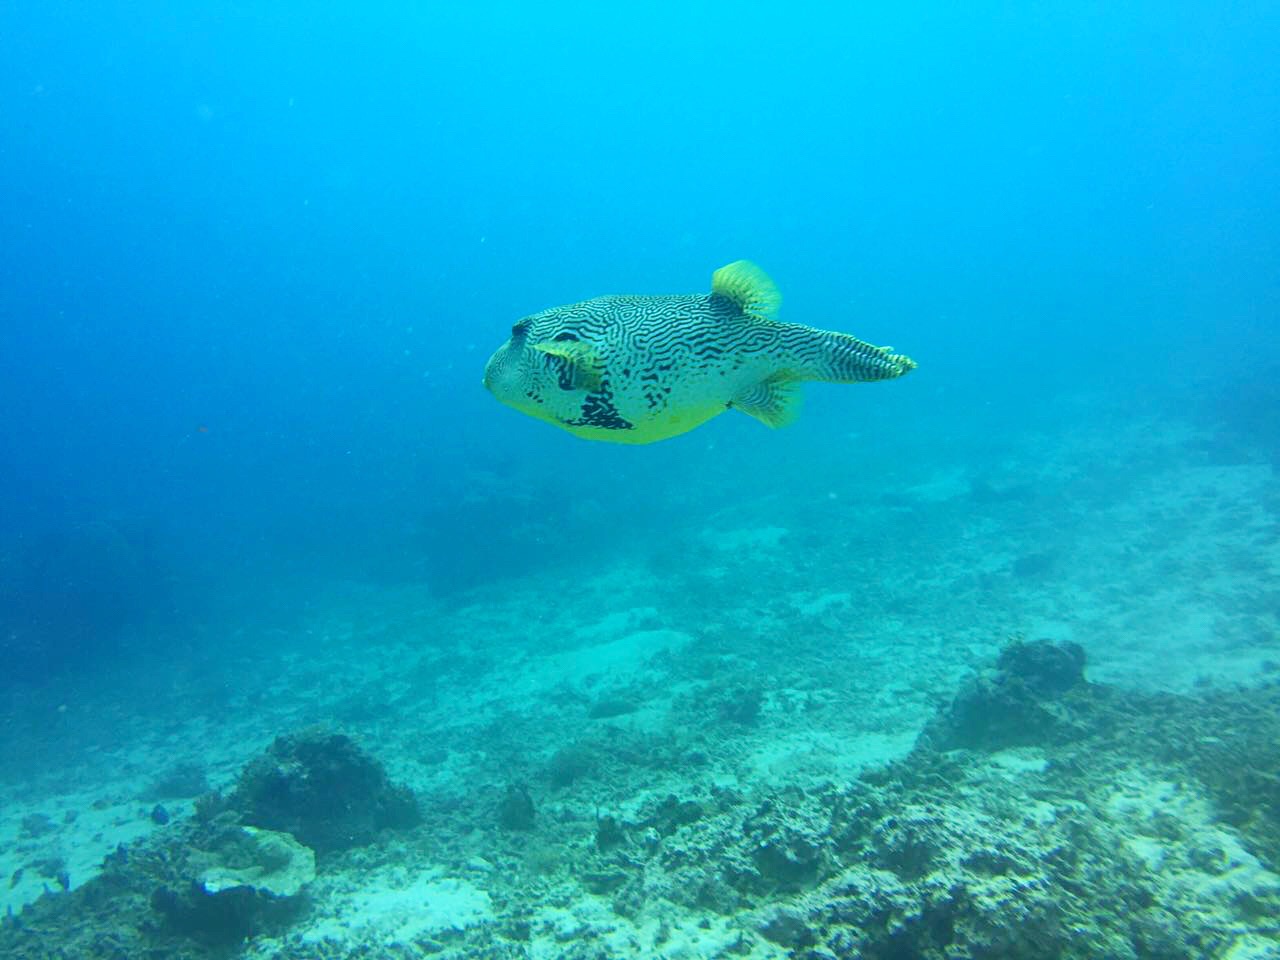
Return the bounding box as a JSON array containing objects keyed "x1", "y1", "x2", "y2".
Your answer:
[{"x1": 2, "y1": 396, "x2": 1278, "y2": 959}]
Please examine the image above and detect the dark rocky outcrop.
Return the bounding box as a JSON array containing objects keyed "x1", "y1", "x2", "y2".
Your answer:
[
  {"x1": 918, "y1": 638, "x2": 1089, "y2": 751},
  {"x1": 228, "y1": 729, "x2": 420, "y2": 855}
]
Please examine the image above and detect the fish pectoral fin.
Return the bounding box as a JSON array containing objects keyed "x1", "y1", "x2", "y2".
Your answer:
[
  {"x1": 731, "y1": 374, "x2": 802, "y2": 429},
  {"x1": 532, "y1": 341, "x2": 605, "y2": 391},
  {"x1": 711, "y1": 260, "x2": 782, "y2": 322}
]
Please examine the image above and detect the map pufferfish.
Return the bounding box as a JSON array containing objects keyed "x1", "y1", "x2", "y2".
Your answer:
[{"x1": 483, "y1": 260, "x2": 916, "y2": 444}]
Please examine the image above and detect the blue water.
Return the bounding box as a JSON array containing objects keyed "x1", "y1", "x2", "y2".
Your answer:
[{"x1": 1, "y1": 1, "x2": 1276, "y2": 680}]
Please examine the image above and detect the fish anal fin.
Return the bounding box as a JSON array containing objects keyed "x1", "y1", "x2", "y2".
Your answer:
[
  {"x1": 532, "y1": 341, "x2": 604, "y2": 391},
  {"x1": 732, "y1": 374, "x2": 802, "y2": 429},
  {"x1": 711, "y1": 260, "x2": 782, "y2": 322}
]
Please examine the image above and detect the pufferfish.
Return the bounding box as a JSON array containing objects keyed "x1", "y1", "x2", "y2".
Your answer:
[{"x1": 483, "y1": 260, "x2": 916, "y2": 444}]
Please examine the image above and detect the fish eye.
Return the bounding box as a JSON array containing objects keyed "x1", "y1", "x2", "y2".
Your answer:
[{"x1": 511, "y1": 320, "x2": 531, "y2": 338}]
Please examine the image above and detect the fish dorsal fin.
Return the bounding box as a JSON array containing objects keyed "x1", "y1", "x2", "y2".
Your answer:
[
  {"x1": 732, "y1": 373, "x2": 802, "y2": 429},
  {"x1": 711, "y1": 260, "x2": 782, "y2": 322},
  {"x1": 532, "y1": 340, "x2": 604, "y2": 391}
]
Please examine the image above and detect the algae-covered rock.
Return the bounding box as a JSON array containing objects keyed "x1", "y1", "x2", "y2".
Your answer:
[
  {"x1": 0, "y1": 816, "x2": 312, "y2": 957},
  {"x1": 547, "y1": 743, "x2": 601, "y2": 788},
  {"x1": 198, "y1": 825, "x2": 315, "y2": 897},
  {"x1": 143, "y1": 823, "x2": 316, "y2": 947},
  {"x1": 760, "y1": 908, "x2": 817, "y2": 949},
  {"x1": 0, "y1": 733, "x2": 421, "y2": 958},
  {"x1": 497, "y1": 783, "x2": 536, "y2": 830}
]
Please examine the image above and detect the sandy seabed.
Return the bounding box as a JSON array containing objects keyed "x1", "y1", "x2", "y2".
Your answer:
[{"x1": 3, "y1": 398, "x2": 1278, "y2": 959}]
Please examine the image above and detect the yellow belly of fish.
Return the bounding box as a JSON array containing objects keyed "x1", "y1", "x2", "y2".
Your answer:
[{"x1": 562, "y1": 398, "x2": 728, "y2": 444}]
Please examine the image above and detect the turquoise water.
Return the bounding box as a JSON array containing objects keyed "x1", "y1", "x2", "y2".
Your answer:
[{"x1": 1, "y1": 4, "x2": 1278, "y2": 958}]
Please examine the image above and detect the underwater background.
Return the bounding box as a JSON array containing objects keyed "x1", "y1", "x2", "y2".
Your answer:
[{"x1": 2, "y1": 2, "x2": 1278, "y2": 958}]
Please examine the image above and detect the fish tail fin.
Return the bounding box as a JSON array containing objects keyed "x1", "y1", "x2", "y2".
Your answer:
[{"x1": 800, "y1": 327, "x2": 917, "y2": 384}]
